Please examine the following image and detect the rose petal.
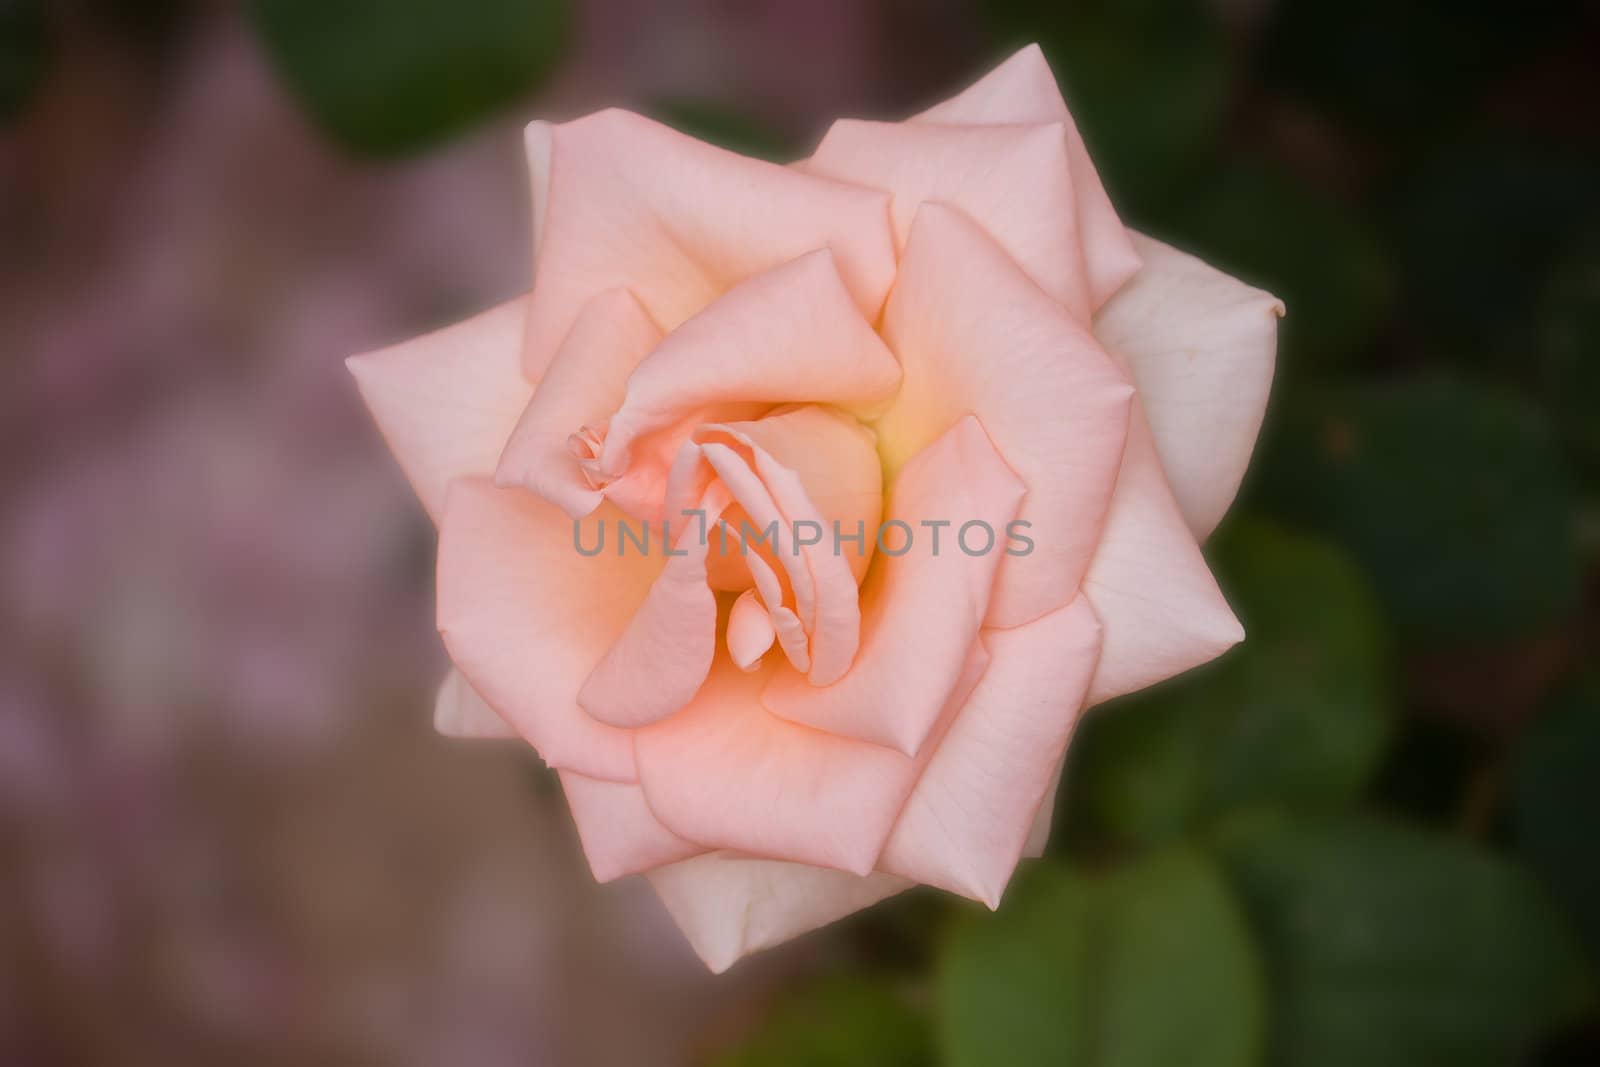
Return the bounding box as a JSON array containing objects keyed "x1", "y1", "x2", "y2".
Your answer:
[
  {"x1": 914, "y1": 43, "x2": 1140, "y2": 305},
  {"x1": 880, "y1": 596, "x2": 1102, "y2": 907},
  {"x1": 1093, "y1": 232, "x2": 1283, "y2": 540},
  {"x1": 596, "y1": 249, "x2": 901, "y2": 481},
  {"x1": 762, "y1": 415, "x2": 1025, "y2": 755},
  {"x1": 523, "y1": 110, "x2": 897, "y2": 377},
  {"x1": 433, "y1": 669, "x2": 517, "y2": 739},
  {"x1": 727, "y1": 589, "x2": 776, "y2": 670},
  {"x1": 495, "y1": 287, "x2": 664, "y2": 519},
  {"x1": 804, "y1": 118, "x2": 1094, "y2": 319},
  {"x1": 347, "y1": 297, "x2": 532, "y2": 522},
  {"x1": 576, "y1": 490, "x2": 728, "y2": 729},
  {"x1": 648, "y1": 853, "x2": 909, "y2": 973},
  {"x1": 558, "y1": 771, "x2": 703, "y2": 883},
  {"x1": 1082, "y1": 404, "x2": 1244, "y2": 704},
  {"x1": 436, "y1": 478, "x2": 662, "y2": 781},
  {"x1": 878, "y1": 203, "x2": 1132, "y2": 628},
  {"x1": 634, "y1": 659, "x2": 923, "y2": 876},
  {"x1": 699, "y1": 407, "x2": 883, "y2": 684}
]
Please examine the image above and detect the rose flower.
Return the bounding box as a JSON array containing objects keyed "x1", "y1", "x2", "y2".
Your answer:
[{"x1": 349, "y1": 45, "x2": 1283, "y2": 971}]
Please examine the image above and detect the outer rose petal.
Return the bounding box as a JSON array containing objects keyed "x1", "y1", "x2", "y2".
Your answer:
[
  {"x1": 634, "y1": 659, "x2": 924, "y2": 876},
  {"x1": 878, "y1": 203, "x2": 1132, "y2": 628},
  {"x1": 522, "y1": 110, "x2": 898, "y2": 378},
  {"x1": 495, "y1": 287, "x2": 664, "y2": 518},
  {"x1": 1094, "y1": 232, "x2": 1282, "y2": 540},
  {"x1": 347, "y1": 297, "x2": 532, "y2": 522},
  {"x1": 648, "y1": 854, "x2": 909, "y2": 974},
  {"x1": 558, "y1": 771, "x2": 703, "y2": 883},
  {"x1": 914, "y1": 44, "x2": 1141, "y2": 305},
  {"x1": 436, "y1": 478, "x2": 661, "y2": 781},
  {"x1": 880, "y1": 597, "x2": 1102, "y2": 907},
  {"x1": 803, "y1": 119, "x2": 1094, "y2": 318},
  {"x1": 1082, "y1": 404, "x2": 1244, "y2": 704},
  {"x1": 433, "y1": 669, "x2": 517, "y2": 739},
  {"x1": 596, "y1": 250, "x2": 901, "y2": 481},
  {"x1": 762, "y1": 415, "x2": 1025, "y2": 755}
]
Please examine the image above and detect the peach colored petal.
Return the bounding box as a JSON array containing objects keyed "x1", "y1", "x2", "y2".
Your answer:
[
  {"x1": 634, "y1": 660, "x2": 921, "y2": 876},
  {"x1": 347, "y1": 297, "x2": 532, "y2": 523},
  {"x1": 576, "y1": 490, "x2": 729, "y2": 729},
  {"x1": 648, "y1": 854, "x2": 909, "y2": 973},
  {"x1": 803, "y1": 118, "x2": 1093, "y2": 319},
  {"x1": 727, "y1": 589, "x2": 777, "y2": 670},
  {"x1": 699, "y1": 407, "x2": 883, "y2": 684},
  {"x1": 596, "y1": 250, "x2": 901, "y2": 481},
  {"x1": 432, "y1": 669, "x2": 517, "y2": 739},
  {"x1": 880, "y1": 597, "x2": 1102, "y2": 907},
  {"x1": 1020, "y1": 758, "x2": 1065, "y2": 860},
  {"x1": 522, "y1": 110, "x2": 897, "y2": 378},
  {"x1": 436, "y1": 478, "x2": 662, "y2": 781},
  {"x1": 558, "y1": 771, "x2": 704, "y2": 883},
  {"x1": 495, "y1": 287, "x2": 664, "y2": 519},
  {"x1": 1082, "y1": 404, "x2": 1244, "y2": 704},
  {"x1": 762, "y1": 416, "x2": 1025, "y2": 755},
  {"x1": 877, "y1": 203, "x2": 1132, "y2": 628},
  {"x1": 1093, "y1": 232, "x2": 1283, "y2": 540},
  {"x1": 914, "y1": 43, "x2": 1140, "y2": 305}
]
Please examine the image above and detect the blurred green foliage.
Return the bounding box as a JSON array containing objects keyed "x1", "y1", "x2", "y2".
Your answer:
[
  {"x1": 712, "y1": 976, "x2": 933, "y2": 1067},
  {"x1": 249, "y1": 0, "x2": 566, "y2": 157},
  {"x1": 939, "y1": 847, "x2": 1263, "y2": 1067},
  {"x1": 712, "y1": 0, "x2": 1597, "y2": 1062},
  {"x1": 1217, "y1": 813, "x2": 1589, "y2": 1067},
  {"x1": 0, "y1": 0, "x2": 48, "y2": 121},
  {"x1": 1067, "y1": 520, "x2": 1392, "y2": 849},
  {"x1": 1255, "y1": 377, "x2": 1582, "y2": 641}
]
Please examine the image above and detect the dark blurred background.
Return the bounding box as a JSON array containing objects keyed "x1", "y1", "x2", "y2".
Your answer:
[{"x1": 1, "y1": 1, "x2": 1597, "y2": 1064}]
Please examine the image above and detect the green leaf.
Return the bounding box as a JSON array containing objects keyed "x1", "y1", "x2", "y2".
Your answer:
[
  {"x1": 1536, "y1": 230, "x2": 1600, "y2": 479},
  {"x1": 1158, "y1": 163, "x2": 1394, "y2": 367},
  {"x1": 1216, "y1": 813, "x2": 1589, "y2": 1067},
  {"x1": 1252, "y1": 376, "x2": 1583, "y2": 641},
  {"x1": 713, "y1": 975, "x2": 933, "y2": 1067},
  {"x1": 939, "y1": 848, "x2": 1264, "y2": 1067},
  {"x1": 0, "y1": 0, "x2": 50, "y2": 123},
  {"x1": 250, "y1": 0, "x2": 567, "y2": 157},
  {"x1": 1512, "y1": 675, "x2": 1600, "y2": 968},
  {"x1": 1068, "y1": 519, "x2": 1392, "y2": 848}
]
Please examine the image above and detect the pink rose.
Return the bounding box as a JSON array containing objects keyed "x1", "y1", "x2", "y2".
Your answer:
[{"x1": 350, "y1": 45, "x2": 1282, "y2": 971}]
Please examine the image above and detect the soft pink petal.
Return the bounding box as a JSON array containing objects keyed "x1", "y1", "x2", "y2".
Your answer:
[
  {"x1": 700, "y1": 407, "x2": 883, "y2": 684},
  {"x1": 495, "y1": 287, "x2": 664, "y2": 518},
  {"x1": 914, "y1": 44, "x2": 1140, "y2": 305},
  {"x1": 804, "y1": 118, "x2": 1093, "y2": 318},
  {"x1": 1082, "y1": 404, "x2": 1244, "y2": 704},
  {"x1": 1020, "y1": 758, "x2": 1066, "y2": 860},
  {"x1": 436, "y1": 478, "x2": 662, "y2": 781},
  {"x1": 558, "y1": 771, "x2": 704, "y2": 883},
  {"x1": 727, "y1": 589, "x2": 776, "y2": 670},
  {"x1": 1093, "y1": 232, "x2": 1283, "y2": 540},
  {"x1": 648, "y1": 853, "x2": 909, "y2": 973},
  {"x1": 877, "y1": 203, "x2": 1132, "y2": 628},
  {"x1": 763, "y1": 416, "x2": 1024, "y2": 754},
  {"x1": 634, "y1": 660, "x2": 922, "y2": 876},
  {"x1": 596, "y1": 250, "x2": 900, "y2": 481},
  {"x1": 522, "y1": 110, "x2": 897, "y2": 377},
  {"x1": 880, "y1": 597, "x2": 1102, "y2": 907},
  {"x1": 347, "y1": 298, "x2": 532, "y2": 522},
  {"x1": 576, "y1": 494, "x2": 726, "y2": 729},
  {"x1": 432, "y1": 669, "x2": 517, "y2": 739}
]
